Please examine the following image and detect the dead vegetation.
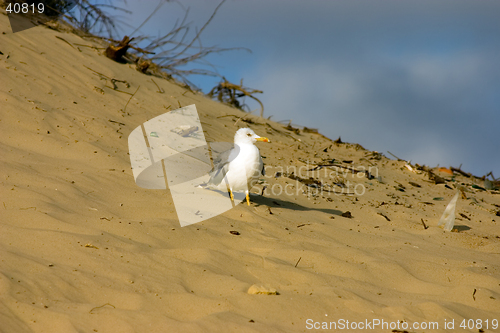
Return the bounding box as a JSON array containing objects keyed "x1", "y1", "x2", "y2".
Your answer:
[
  {"x1": 44, "y1": 0, "x2": 130, "y2": 38},
  {"x1": 208, "y1": 78, "x2": 264, "y2": 116},
  {"x1": 130, "y1": 1, "x2": 250, "y2": 86},
  {"x1": 96, "y1": 0, "x2": 265, "y2": 115},
  {"x1": 7, "y1": 0, "x2": 260, "y2": 107}
]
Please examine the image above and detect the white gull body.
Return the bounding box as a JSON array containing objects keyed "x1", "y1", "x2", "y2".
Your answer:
[{"x1": 207, "y1": 128, "x2": 269, "y2": 205}]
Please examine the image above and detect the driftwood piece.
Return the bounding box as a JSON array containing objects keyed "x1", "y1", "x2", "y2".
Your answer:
[
  {"x1": 450, "y1": 165, "x2": 484, "y2": 180},
  {"x1": 106, "y1": 36, "x2": 133, "y2": 61},
  {"x1": 486, "y1": 171, "x2": 497, "y2": 181},
  {"x1": 450, "y1": 166, "x2": 472, "y2": 178},
  {"x1": 105, "y1": 36, "x2": 154, "y2": 63},
  {"x1": 387, "y1": 151, "x2": 405, "y2": 161},
  {"x1": 284, "y1": 121, "x2": 300, "y2": 135},
  {"x1": 303, "y1": 127, "x2": 319, "y2": 134}
]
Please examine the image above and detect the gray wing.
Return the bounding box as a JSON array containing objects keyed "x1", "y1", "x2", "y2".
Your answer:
[{"x1": 208, "y1": 144, "x2": 240, "y2": 186}]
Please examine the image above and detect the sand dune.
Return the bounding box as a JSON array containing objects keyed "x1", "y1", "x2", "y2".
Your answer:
[{"x1": 1, "y1": 9, "x2": 499, "y2": 333}]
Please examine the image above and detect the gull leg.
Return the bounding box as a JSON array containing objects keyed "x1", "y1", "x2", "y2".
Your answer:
[
  {"x1": 226, "y1": 185, "x2": 235, "y2": 207},
  {"x1": 245, "y1": 190, "x2": 250, "y2": 206}
]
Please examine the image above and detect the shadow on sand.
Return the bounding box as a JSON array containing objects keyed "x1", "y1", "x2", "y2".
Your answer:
[{"x1": 250, "y1": 194, "x2": 345, "y2": 217}]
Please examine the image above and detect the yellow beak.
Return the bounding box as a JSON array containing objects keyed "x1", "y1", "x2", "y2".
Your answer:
[{"x1": 256, "y1": 137, "x2": 270, "y2": 143}]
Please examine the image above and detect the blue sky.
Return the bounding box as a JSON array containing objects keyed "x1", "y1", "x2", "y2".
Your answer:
[{"x1": 103, "y1": 0, "x2": 499, "y2": 177}]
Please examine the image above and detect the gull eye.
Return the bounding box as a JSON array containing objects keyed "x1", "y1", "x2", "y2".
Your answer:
[{"x1": 247, "y1": 133, "x2": 252, "y2": 136}]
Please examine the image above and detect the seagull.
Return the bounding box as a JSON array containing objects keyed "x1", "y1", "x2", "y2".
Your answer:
[{"x1": 206, "y1": 128, "x2": 270, "y2": 205}]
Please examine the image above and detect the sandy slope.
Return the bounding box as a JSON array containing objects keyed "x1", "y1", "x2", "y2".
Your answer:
[{"x1": 1, "y1": 10, "x2": 499, "y2": 333}]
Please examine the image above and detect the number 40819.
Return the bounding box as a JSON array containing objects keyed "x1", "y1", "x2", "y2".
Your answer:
[
  {"x1": 6, "y1": 2, "x2": 45, "y2": 14},
  {"x1": 460, "y1": 319, "x2": 498, "y2": 330}
]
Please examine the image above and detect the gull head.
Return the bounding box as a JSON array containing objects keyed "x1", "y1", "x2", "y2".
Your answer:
[{"x1": 234, "y1": 128, "x2": 270, "y2": 145}]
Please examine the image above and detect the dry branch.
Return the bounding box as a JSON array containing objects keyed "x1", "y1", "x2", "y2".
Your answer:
[
  {"x1": 129, "y1": 0, "x2": 250, "y2": 90},
  {"x1": 387, "y1": 151, "x2": 405, "y2": 161},
  {"x1": 83, "y1": 65, "x2": 129, "y2": 90},
  {"x1": 151, "y1": 79, "x2": 165, "y2": 93},
  {"x1": 208, "y1": 78, "x2": 264, "y2": 116},
  {"x1": 42, "y1": 0, "x2": 252, "y2": 95},
  {"x1": 123, "y1": 86, "x2": 140, "y2": 112}
]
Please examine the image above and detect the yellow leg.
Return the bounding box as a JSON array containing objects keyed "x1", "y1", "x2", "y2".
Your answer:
[
  {"x1": 246, "y1": 192, "x2": 250, "y2": 206},
  {"x1": 228, "y1": 189, "x2": 234, "y2": 201}
]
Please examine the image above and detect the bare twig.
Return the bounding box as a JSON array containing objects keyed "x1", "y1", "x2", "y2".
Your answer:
[
  {"x1": 387, "y1": 151, "x2": 404, "y2": 161},
  {"x1": 73, "y1": 43, "x2": 105, "y2": 50},
  {"x1": 55, "y1": 36, "x2": 76, "y2": 49},
  {"x1": 310, "y1": 163, "x2": 369, "y2": 176},
  {"x1": 378, "y1": 212, "x2": 391, "y2": 221},
  {"x1": 67, "y1": 0, "x2": 131, "y2": 39},
  {"x1": 450, "y1": 166, "x2": 471, "y2": 178},
  {"x1": 295, "y1": 257, "x2": 302, "y2": 268},
  {"x1": 171, "y1": 0, "x2": 227, "y2": 62},
  {"x1": 151, "y1": 78, "x2": 165, "y2": 93},
  {"x1": 108, "y1": 119, "x2": 125, "y2": 126},
  {"x1": 110, "y1": 78, "x2": 130, "y2": 90},
  {"x1": 133, "y1": 0, "x2": 250, "y2": 89},
  {"x1": 103, "y1": 86, "x2": 132, "y2": 95},
  {"x1": 84, "y1": 65, "x2": 130, "y2": 90},
  {"x1": 459, "y1": 213, "x2": 471, "y2": 221},
  {"x1": 265, "y1": 123, "x2": 302, "y2": 142},
  {"x1": 123, "y1": 86, "x2": 140, "y2": 112},
  {"x1": 234, "y1": 109, "x2": 258, "y2": 126},
  {"x1": 359, "y1": 157, "x2": 375, "y2": 166},
  {"x1": 89, "y1": 303, "x2": 115, "y2": 314},
  {"x1": 129, "y1": 0, "x2": 168, "y2": 37}
]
